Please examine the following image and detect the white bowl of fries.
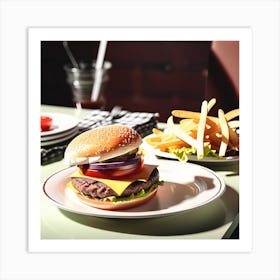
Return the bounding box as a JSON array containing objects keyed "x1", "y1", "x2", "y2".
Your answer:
[{"x1": 143, "y1": 98, "x2": 239, "y2": 163}]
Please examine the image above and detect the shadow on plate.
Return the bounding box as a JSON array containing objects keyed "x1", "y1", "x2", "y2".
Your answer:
[
  {"x1": 194, "y1": 161, "x2": 239, "y2": 174},
  {"x1": 59, "y1": 185, "x2": 239, "y2": 237}
]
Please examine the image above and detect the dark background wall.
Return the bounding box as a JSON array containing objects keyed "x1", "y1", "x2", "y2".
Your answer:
[{"x1": 41, "y1": 41, "x2": 239, "y2": 121}]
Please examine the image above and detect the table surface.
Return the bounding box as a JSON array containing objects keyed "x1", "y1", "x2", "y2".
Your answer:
[{"x1": 40, "y1": 105, "x2": 239, "y2": 240}]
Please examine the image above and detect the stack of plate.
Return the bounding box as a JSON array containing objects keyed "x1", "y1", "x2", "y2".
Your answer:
[{"x1": 41, "y1": 113, "x2": 80, "y2": 147}]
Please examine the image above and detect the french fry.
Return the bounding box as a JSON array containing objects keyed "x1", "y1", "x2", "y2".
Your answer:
[
  {"x1": 172, "y1": 110, "x2": 219, "y2": 124},
  {"x1": 167, "y1": 116, "x2": 197, "y2": 147},
  {"x1": 228, "y1": 120, "x2": 240, "y2": 129},
  {"x1": 218, "y1": 109, "x2": 229, "y2": 157},
  {"x1": 155, "y1": 139, "x2": 187, "y2": 151},
  {"x1": 161, "y1": 133, "x2": 178, "y2": 142},
  {"x1": 179, "y1": 118, "x2": 198, "y2": 132},
  {"x1": 225, "y1": 108, "x2": 240, "y2": 121},
  {"x1": 207, "y1": 98, "x2": 216, "y2": 112},
  {"x1": 172, "y1": 110, "x2": 201, "y2": 119},
  {"x1": 144, "y1": 137, "x2": 162, "y2": 147},
  {"x1": 196, "y1": 100, "x2": 208, "y2": 159},
  {"x1": 144, "y1": 98, "x2": 239, "y2": 160},
  {"x1": 152, "y1": 128, "x2": 164, "y2": 135}
]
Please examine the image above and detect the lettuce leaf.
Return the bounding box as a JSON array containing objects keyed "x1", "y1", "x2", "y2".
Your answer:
[{"x1": 167, "y1": 145, "x2": 217, "y2": 161}]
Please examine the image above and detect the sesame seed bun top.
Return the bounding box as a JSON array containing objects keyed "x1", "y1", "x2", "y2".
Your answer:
[{"x1": 64, "y1": 125, "x2": 142, "y2": 166}]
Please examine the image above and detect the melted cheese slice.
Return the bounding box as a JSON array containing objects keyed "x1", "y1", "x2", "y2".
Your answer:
[{"x1": 69, "y1": 164, "x2": 157, "y2": 196}]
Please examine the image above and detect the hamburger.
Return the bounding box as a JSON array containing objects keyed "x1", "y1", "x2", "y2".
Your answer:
[{"x1": 64, "y1": 125, "x2": 162, "y2": 210}]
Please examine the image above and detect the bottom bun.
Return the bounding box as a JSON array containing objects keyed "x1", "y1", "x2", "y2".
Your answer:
[{"x1": 76, "y1": 188, "x2": 158, "y2": 211}]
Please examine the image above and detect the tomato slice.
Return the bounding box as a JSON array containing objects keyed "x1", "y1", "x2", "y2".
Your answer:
[
  {"x1": 81, "y1": 158, "x2": 144, "y2": 180},
  {"x1": 41, "y1": 116, "x2": 53, "y2": 131}
]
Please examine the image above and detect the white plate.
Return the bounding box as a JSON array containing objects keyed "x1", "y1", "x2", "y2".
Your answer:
[
  {"x1": 40, "y1": 113, "x2": 79, "y2": 136},
  {"x1": 41, "y1": 126, "x2": 79, "y2": 141},
  {"x1": 143, "y1": 137, "x2": 239, "y2": 164},
  {"x1": 42, "y1": 159, "x2": 225, "y2": 219},
  {"x1": 40, "y1": 129, "x2": 78, "y2": 147}
]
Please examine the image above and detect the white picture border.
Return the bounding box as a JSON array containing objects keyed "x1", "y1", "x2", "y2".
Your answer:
[
  {"x1": 28, "y1": 27, "x2": 252, "y2": 253},
  {"x1": 1, "y1": 1, "x2": 279, "y2": 279}
]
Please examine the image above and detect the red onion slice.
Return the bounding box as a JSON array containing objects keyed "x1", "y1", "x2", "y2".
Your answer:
[{"x1": 86, "y1": 156, "x2": 143, "y2": 171}]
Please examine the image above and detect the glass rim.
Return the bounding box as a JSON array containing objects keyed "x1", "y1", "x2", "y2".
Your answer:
[{"x1": 64, "y1": 60, "x2": 112, "y2": 72}]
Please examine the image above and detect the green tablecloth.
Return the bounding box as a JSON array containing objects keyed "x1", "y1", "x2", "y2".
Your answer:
[{"x1": 41, "y1": 105, "x2": 239, "y2": 240}]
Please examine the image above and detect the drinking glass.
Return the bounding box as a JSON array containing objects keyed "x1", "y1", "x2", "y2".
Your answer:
[{"x1": 64, "y1": 60, "x2": 112, "y2": 109}]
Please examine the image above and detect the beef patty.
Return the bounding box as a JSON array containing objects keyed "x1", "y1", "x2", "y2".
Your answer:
[{"x1": 71, "y1": 168, "x2": 159, "y2": 199}]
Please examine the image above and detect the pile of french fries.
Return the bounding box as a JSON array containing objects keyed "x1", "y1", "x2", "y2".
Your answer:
[{"x1": 145, "y1": 98, "x2": 239, "y2": 160}]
